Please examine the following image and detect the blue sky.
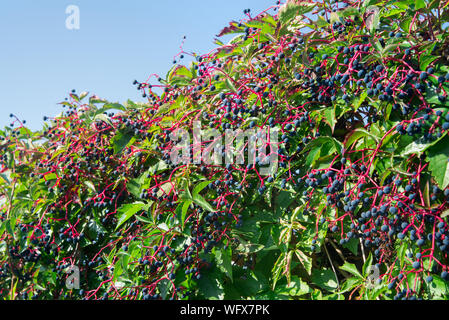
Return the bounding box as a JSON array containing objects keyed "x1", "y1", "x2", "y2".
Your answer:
[{"x1": 0, "y1": 0, "x2": 276, "y2": 131}]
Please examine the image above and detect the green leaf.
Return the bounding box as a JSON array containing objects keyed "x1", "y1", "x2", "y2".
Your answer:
[
  {"x1": 402, "y1": 132, "x2": 447, "y2": 157},
  {"x1": 305, "y1": 146, "x2": 321, "y2": 168},
  {"x1": 0, "y1": 173, "x2": 11, "y2": 184},
  {"x1": 94, "y1": 113, "x2": 114, "y2": 128},
  {"x1": 428, "y1": 275, "x2": 449, "y2": 298},
  {"x1": 286, "y1": 276, "x2": 313, "y2": 296},
  {"x1": 366, "y1": 282, "x2": 388, "y2": 299},
  {"x1": 362, "y1": 252, "x2": 373, "y2": 278},
  {"x1": 79, "y1": 91, "x2": 89, "y2": 100},
  {"x1": 192, "y1": 180, "x2": 211, "y2": 197},
  {"x1": 316, "y1": 15, "x2": 329, "y2": 28},
  {"x1": 193, "y1": 194, "x2": 215, "y2": 212},
  {"x1": 383, "y1": 8, "x2": 406, "y2": 17},
  {"x1": 225, "y1": 77, "x2": 237, "y2": 93},
  {"x1": 10, "y1": 279, "x2": 18, "y2": 300},
  {"x1": 102, "y1": 103, "x2": 126, "y2": 111},
  {"x1": 426, "y1": 135, "x2": 449, "y2": 190},
  {"x1": 425, "y1": 85, "x2": 449, "y2": 106},
  {"x1": 70, "y1": 93, "x2": 80, "y2": 102},
  {"x1": 342, "y1": 237, "x2": 358, "y2": 255},
  {"x1": 125, "y1": 100, "x2": 147, "y2": 110},
  {"x1": 157, "y1": 223, "x2": 170, "y2": 232},
  {"x1": 340, "y1": 262, "x2": 363, "y2": 279},
  {"x1": 279, "y1": 3, "x2": 300, "y2": 24},
  {"x1": 353, "y1": 90, "x2": 368, "y2": 110},
  {"x1": 272, "y1": 253, "x2": 286, "y2": 290},
  {"x1": 0, "y1": 222, "x2": 6, "y2": 238},
  {"x1": 126, "y1": 179, "x2": 141, "y2": 199},
  {"x1": 339, "y1": 277, "x2": 362, "y2": 293},
  {"x1": 295, "y1": 249, "x2": 312, "y2": 275},
  {"x1": 442, "y1": 209, "x2": 449, "y2": 218},
  {"x1": 197, "y1": 269, "x2": 225, "y2": 299},
  {"x1": 168, "y1": 65, "x2": 193, "y2": 82},
  {"x1": 89, "y1": 96, "x2": 107, "y2": 104},
  {"x1": 420, "y1": 55, "x2": 439, "y2": 71},
  {"x1": 175, "y1": 200, "x2": 192, "y2": 230},
  {"x1": 339, "y1": 6, "x2": 359, "y2": 17},
  {"x1": 323, "y1": 108, "x2": 336, "y2": 132},
  {"x1": 345, "y1": 128, "x2": 379, "y2": 149},
  {"x1": 397, "y1": 242, "x2": 407, "y2": 269},
  {"x1": 312, "y1": 269, "x2": 338, "y2": 292},
  {"x1": 415, "y1": 0, "x2": 426, "y2": 9},
  {"x1": 311, "y1": 289, "x2": 323, "y2": 300},
  {"x1": 115, "y1": 202, "x2": 145, "y2": 230},
  {"x1": 279, "y1": 2, "x2": 314, "y2": 25},
  {"x1": 301, "y1": 136, "x2": 343, "y2": 156},
  {"x1": 322, "y1": 293, "x2": 344, "y2": 300},
  {"x1": 157, "y1": 279, "x2": 171, "y2": 300},
  {"x1": 149, "y1": 160, "x2": 168, "y2": 175},
  {"x1": 113, "y1": 257, "x2": 124, "y2": 279},
  {"x1": 233, "y1": 270, "x2": 263, "y2": 298},
  {"x1": 86, "y1": 218, "x2": 106, "y2": 239},
  {"x1": 5, "y1": 219, "x2": 15, "y2": 239},
  {"x1": 84, "y1": 181, "x2": 96, "y2": 193},
  {"x1": 214, "y1": 245, "x2": 233, "y2": 280},
  {"x1": 135, "y1": 215, "x2": 153, "y2": 224},
  {"x1": 112, "y1": 131, "x2": 135, "y2": 154}
]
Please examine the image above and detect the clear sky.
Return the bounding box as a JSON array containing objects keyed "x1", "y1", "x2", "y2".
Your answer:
[{"x1": 0, "y1": 0, "x2": 277, "y2": 131}]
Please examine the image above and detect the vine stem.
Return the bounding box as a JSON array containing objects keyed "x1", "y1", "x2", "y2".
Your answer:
[
  {"x1": 359, "y1": 238, "x2": 366, "y2": 264},
  {"x1": 326, "y1": 238, "x2": 352, "y2": 279},
  {"x1": 323, "y1": 241, "x2": 340, "y2": 290}
]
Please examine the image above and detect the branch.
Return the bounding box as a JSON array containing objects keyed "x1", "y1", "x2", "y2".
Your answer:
[
  {"x1": 323, "y1": 242, "x2": 340, "y2": 290},
  {"x1": 359, "y1": 237, "x2": 366, "y2": 264},
  {"x1": 326, "y1": 238, "x2": 352, "y2": 279}
]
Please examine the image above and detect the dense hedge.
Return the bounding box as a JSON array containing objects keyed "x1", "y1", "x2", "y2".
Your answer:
[{"x1": 2, "y1": 0, "x2": 449, "y2": 300}]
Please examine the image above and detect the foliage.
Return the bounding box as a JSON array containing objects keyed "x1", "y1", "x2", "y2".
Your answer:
[{"x1": 2, "y1": 0, "x2": 449, "y2": 300}]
